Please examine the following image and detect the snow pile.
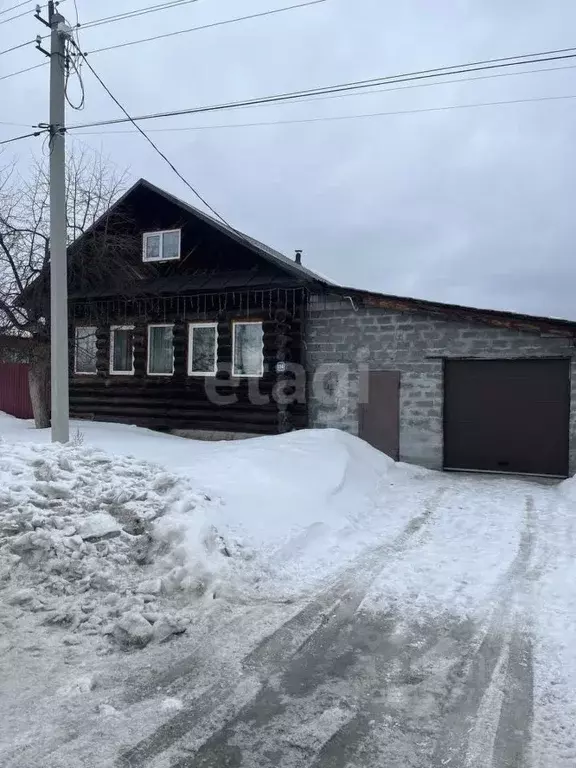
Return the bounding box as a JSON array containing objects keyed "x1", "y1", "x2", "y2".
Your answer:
[
  {"x1": 0, "y1": 439, "x2": 231, "y2": 648},
  {"x1": 175, "y1": 428, "x2": 428, "y2": 595},
  {"x1": 0, "y1": 415, "x2": 433, "y2": 601}
]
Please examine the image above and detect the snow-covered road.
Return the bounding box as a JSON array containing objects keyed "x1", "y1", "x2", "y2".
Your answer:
[
  {"x1": 1, "y1": 415, "x2": 576, "y2": 767},
  {"x1": 110, "y1": 479, "x2": 568, "y2": 768}
]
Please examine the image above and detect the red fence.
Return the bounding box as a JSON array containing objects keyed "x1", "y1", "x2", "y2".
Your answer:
[{"x1": 0, "y1": 362, "x2": 33, "y2": 419}]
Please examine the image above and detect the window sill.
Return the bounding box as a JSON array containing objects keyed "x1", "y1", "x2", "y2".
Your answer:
[{"x1": 142, "y1": 256, "x2": 180, "y2": 263}]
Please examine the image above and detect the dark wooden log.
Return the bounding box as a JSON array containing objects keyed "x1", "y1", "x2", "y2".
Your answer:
[{"x1": 70, "y1": 290, "x2": 310, "y2": 436}]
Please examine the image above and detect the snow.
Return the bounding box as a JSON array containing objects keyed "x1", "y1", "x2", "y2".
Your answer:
[
  {"x1": 1, "y1": 411, "x2": 576, "y2": 766},
  {"x1": 0, "y1": 434, "x2": 236, "y2": 655},
  {"x1": 0, "y1": 413, "x2": 428, "y2": 599}
]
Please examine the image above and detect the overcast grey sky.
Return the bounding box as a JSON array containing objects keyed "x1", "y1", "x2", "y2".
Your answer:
[{"x1": 2, "y1": 0, "x2": 576, "y2": 318}]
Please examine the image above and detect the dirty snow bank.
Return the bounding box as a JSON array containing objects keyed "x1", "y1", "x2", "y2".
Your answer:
[
  {"x1": 0, "y1": 439, "x2": 231, "y2": 648},
  {"x1": 0, "y1": 414, "x2": 431, "y2": 598}
]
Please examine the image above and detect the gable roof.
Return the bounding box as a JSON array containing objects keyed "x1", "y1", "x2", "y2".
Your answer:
[
  {"x1": 72, "y1": 177, "x2": 334, "y2": 287},
  {"x1": 70, "y1": 178, "x2": 576, "y2": 335}
]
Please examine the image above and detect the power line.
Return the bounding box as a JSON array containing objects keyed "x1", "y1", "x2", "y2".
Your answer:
[
  {"x1": 178, "y1": 61, "x2": 576, "y2": 116},
  {"x1": 0, "y1": 0, "x2": 34, "y2": 17},
  {"x1": 74, "y1": 44, "x2": 230, "y2": 225},
  {"x1": 0, "y1": 38, "x2": 35, "y2": 57},
  {"x1": 86, "y1": 0, "x2": 327, "y2": 55},
  {"x1": 3, "y1": 49, "x2": 576, "y2": 112},
  {"x1": 0, "y1": 0, "x2": 62, "y2": 27},
  {"x1": 6, "y1": 59, "x2": 575, "y2": 132},
  {"x1": 0, "y1": 7, "x2": 32, "y2": 24},
  {"x1": 65, "y1": 0, "x2": 85, "y2": 109},
  {"x1": 244, "y1": 61, "x2": 576, "y2": 111},
  {"x1": 80, "y1": 0, "x2": 199, "y2": 31},
  {"x1": 0, "y1": 129, "x2": 46, "y2": 146},
  {"x1": 7, "y1": 0, "x2": 325, "y2": 71},
  {"x1": 68, "y1": 50, "x2": 576, "y2": 131},
  {"x1": 0, "y1": 61, "x2": 45, "y2": 82},
  {"x1": 72, "y1": 93, "x2": 576, "y2": 135},
  {"x1": 34, "y1": 0, "x2": 325, "y2": 47}
]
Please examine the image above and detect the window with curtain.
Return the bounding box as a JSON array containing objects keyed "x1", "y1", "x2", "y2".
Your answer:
[
  {"x1": 74, "y1": 325, "x2": 96, "y2": 373},
  {"x1": 148, "y1": 325, "x2": 174, "y2": 375},
  {"x1": 188, "y1": 323, "x2": 218, "y2": 376},
  {"x1": 233, "y1": 322, "x2": 264, "y2": 377},
  {"x1": 74, "y1": 326, "x2": 97, "y2": 374},
  {"x1": 110, "y1": 326, "x2": 134, "y2": 374}
]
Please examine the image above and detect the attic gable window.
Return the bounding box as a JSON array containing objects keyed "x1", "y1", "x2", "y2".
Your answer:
[{"x1": 143, "y1": 229, "x2": 181, "y2": 262}]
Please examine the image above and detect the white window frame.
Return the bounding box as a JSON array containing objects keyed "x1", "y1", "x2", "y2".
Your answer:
[
  {"x1": 109, "y1": 325, "x2": 135, "y2": 376},
  {"x1": 147, "y1": 324, "x2": 174, "y2": 377},
  {"x1": 232, "y1": 321, "x2": 264, "y2": 378},
  {"x1": 142, "y1": 229, "x2": 181, "y2": 262},
  {"x1": 188, "y1": 322, "x2": 218, "y2": 377},
  {"x1": 74, "y1": 326, "x2": 98, "y2": 376}
]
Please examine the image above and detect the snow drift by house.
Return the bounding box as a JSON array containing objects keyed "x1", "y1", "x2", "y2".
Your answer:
[{"x1": 0, "y1": 417, "x2": 421, "y2": 650}]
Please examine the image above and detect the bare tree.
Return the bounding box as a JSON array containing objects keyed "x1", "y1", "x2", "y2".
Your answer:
[{"x1": 0, "y1": 146, "x2": 129, "y2": 428}]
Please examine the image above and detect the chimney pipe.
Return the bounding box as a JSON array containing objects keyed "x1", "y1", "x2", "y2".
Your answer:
[{"x1": 295, "y1": 249, "x2": 302, "y2": 265}]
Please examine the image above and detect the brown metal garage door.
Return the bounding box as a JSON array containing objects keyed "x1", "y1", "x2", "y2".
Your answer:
[{"x1": 444, "y1": 359, "x2": 570, "y2": 476}]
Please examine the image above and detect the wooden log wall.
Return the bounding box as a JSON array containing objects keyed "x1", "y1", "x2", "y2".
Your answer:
[{"x1": 69, "y1": 294, "x2": 308, "y2": 435}]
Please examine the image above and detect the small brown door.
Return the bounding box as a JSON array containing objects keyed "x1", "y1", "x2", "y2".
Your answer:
[
  {"x1": 359, "y1": 370, "x2": 400, "y2": 460},
  {"x1": 444, "y1": 359, "x2": 570, "y2": 476}
]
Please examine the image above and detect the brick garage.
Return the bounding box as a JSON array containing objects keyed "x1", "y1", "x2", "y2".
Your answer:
[{"x1": 305, "y1": 293, "x2": 576, "y2": 477}]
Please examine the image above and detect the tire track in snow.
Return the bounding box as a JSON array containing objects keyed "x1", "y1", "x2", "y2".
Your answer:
[
  {"x1": 117, "y1": 490, "x2": 446, "y2": 767},
  {"x1": 307, "y1": 491, "x2": 537, "y2": 768},
  {"x1": 432, "y1": 494, "x2": 536, "y2": 768}
]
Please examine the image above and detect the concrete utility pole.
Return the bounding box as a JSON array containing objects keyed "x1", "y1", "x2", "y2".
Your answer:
[{"x1": 47, "y1": 0, "x2": 70, "y2": 443}]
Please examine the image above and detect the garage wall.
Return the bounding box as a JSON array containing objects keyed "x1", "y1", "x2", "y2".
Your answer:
[{"x1": 305, "y1": 296, "x2": 576, "y2": 474}]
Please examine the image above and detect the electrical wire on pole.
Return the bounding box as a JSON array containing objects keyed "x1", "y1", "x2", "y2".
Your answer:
[
  {"x1": 71, "y1": 42, "x2": 230, "y2": 226},
  {"x1": 0, "y1": 2, "x2": 62, "y2": 26},
  {"x1": 66, "y1": 49, "x2": 576, "y2": 132},
  {"x1": 0, "y1": 0, "x2": 35, "y2": 17},
  {"x1": 0, "y1": 62, "x2": 45, "y2": 82},
  {"x1": 70, "y1": 92, "x2": 576, "y2": 136},
  {"x1": 0, "y1": 0, "x2": 326, "y2": 77},
  {"x1": 79, "y1": 0, "x2": 200, "y2": 30},
  {"x1": 0, "y1": 128, "x2": 47, "y2": 145}
]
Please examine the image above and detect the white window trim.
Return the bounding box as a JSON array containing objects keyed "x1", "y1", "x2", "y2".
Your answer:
[
  {"x1": 147, "y1": 324, "x2": 175, "y2": 377},
  {"x1": 232, "y1": 320, "x2": 264, "y2": 378},
  {"x1": 142, "y1": 229, "x2": 181, "y2": 262},
  {"x1": 110, "y1": 325, "x2": 135, "y2": 376},
  {"x1": 188, "y1": 322, "x2": 218, "y2": 377},
  {"x1": 74, "y1": 326, "x2": 98, "y2": 376}
]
